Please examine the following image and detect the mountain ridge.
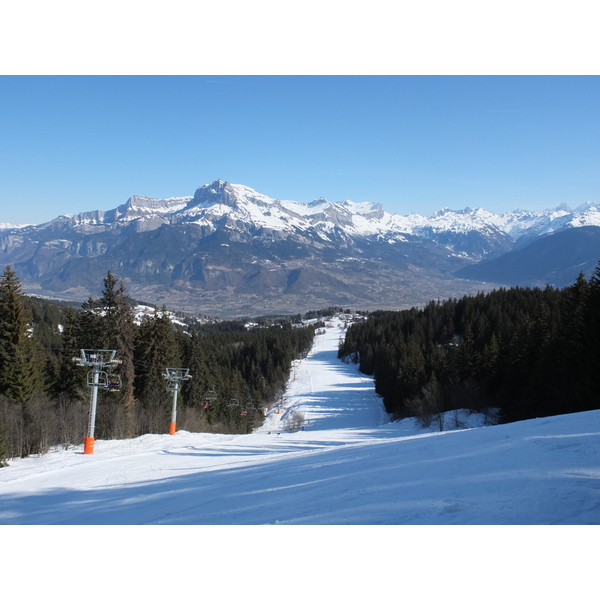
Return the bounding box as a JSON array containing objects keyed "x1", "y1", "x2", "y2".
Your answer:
[
  {"x1": 456, "y1": 225, "x2": 600, "y2": 288},
  {"x1": 7, "y1": 179, "x2": 600, "y2": 245},
  {"x1": 2, "y1": 180, "x2": 599, "y2": 316}
]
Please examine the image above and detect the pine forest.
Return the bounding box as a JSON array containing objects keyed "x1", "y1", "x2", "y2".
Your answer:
[
  {"x1": 1, "y1": 262, "x2": 600, "y2": 465},
  {"x1": 0, "y1": 268, "x2": 315, "y2": 463},
  {"x1": 338, "y1": 262, "x2": 600, "y2": 427}
]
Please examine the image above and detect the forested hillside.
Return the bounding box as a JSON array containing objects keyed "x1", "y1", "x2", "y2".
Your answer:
[
  {"x1": 0, "y1": 267, "x2": 315, "y2": 463},
  {"x1": 339, "y1": 262, "x2": 600, "y2": 425}
]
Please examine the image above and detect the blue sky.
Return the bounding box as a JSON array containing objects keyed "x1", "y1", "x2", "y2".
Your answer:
[{"x1": 1, "y1": 75, "x2": 599, "y2": 225}]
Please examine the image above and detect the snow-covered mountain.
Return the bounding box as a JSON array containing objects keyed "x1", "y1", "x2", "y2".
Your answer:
[
  {"x1": 2, "y1": 180, "x2": 599, "y2": 315},
  {"x1": 13, "y1": 180, "x2": 600, "y2": 258},
  {"x1": 18, "y1": 180, "x2": 600, "y2": 244},
  {"x1": 0, "y1": 222, "x2": 34, "y2": 231}
]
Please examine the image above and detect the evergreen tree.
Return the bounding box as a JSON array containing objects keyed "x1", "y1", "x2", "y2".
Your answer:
[
  {"x1": 75, "y1": 272, "x2": 137, "y2": 437},
  {"x1": 477, "y1": 332, "x2": 501, "y2": 392},
  {"x1": 182, "y1": 331, "x2": 211, "y2": 409},
  {"x1": 97, "y1": 273, "x2": 137, "y2": 434},
  {"x1": 580, "y1": 262, "x2": 600, "y2": 410},
  {"x1": 54, "y1": 307, "x2": 87, "y2": 400},
  {"x1": 78, "y1": 296, "x2": 104, "y2": 349},
  {"x1": 0, "y1": 266, "x2": 46, "y2": 402},
  {"x1": 454, "y1": 325, "x2": 476, "y2": 382},
  {"x1": 134, "y1": 307, "x2": 180, "y2": 405}
]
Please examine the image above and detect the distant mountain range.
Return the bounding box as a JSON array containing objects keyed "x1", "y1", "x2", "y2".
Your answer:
[
  {"x1": 1, "y1": 180, "x2": 599, "y2": 316},
  {"x1": 455, "y1": 225, "x2": 600, "y2": 288}
]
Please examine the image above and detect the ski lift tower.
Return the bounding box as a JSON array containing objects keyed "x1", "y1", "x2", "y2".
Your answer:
[
  {"x1": 164, "y1": 368, "x2": 192, "y2": 435},
  {"x1": 74, "y1": 349, "x2": 121, "y2": 455}
]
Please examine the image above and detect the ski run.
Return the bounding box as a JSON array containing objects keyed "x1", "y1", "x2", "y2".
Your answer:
[
  {"x1": 2, "y1": 316, "x2": 597, "y2": 597},
  {"x1": 2, "y1": 316, "x2": 599, "y2": 526}
]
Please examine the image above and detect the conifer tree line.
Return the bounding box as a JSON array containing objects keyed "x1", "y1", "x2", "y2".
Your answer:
[
  {"x1": 0, "y1": 267, "x2": 315, "y2": 464},
  {"x1": 339, "y1": 262, "x2": 600, "y2": 426}
]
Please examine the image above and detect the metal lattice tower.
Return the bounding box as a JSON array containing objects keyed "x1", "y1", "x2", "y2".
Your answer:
[
  {"x1": 164, "y1": 368, "x2": 192, "y2": 435},
  {"x1": 74, "y1": 349, "x2": 122, "y2": 454}
]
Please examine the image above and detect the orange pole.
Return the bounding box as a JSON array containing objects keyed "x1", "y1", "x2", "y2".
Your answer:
[
  {"x1": 83, "y1": 437, "x2": 94, "y2": 454},
  {"x1": 169, "y1": 422, "x2": 176, "y2": 435}
]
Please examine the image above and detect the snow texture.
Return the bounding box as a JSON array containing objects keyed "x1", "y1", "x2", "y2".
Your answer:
[{"x1": 1, "y1": 318, "x2": 599, "y2": 526}]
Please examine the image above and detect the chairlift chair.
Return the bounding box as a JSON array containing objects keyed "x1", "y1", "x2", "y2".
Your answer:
[
  {"x1": 227, "y1": 397, "x2": 240, "y2": 410},
  {"x1": 204, "y1": 390, "x2": 218, "y2": 408},
  {"x1": 106, "y1": 374, "x2": 122, "y2": 392}
]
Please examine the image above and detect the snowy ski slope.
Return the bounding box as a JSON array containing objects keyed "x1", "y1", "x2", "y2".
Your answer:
[
  {"x1": 1, "y1": 318, "x2": 599, "y2": 526},
  {"x1": 2, "y1": 316, "x2": 598, "y2": 598}
]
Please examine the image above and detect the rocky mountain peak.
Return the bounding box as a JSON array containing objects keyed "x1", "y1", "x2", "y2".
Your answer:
[
  {"x1": 191, "y1": 180, "x2": 233, "y2": 206},
  {"x1": 574, "y1": 201, "x2": 599, "y2": 213}
]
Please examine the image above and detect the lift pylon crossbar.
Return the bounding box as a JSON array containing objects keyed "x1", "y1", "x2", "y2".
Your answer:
[
  {"x1": 74, "y1": 349, "x2": 121, "y2": 367},
  {"x1": 163, "y1": 368, "x2": 191, "y2": 380}
]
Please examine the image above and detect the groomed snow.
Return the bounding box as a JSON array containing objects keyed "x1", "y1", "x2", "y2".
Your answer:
[
  {"x1": 3, "y1": 318, "x2": 597, "y2": 596},
  {"x1": 2, "y1": 318, "x2": 599, "y2": 527}
]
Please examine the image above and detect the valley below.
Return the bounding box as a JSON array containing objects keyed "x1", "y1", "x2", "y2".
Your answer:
[{"x1": 3, "y1": 180, "x2": 599, "y2": 317}]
